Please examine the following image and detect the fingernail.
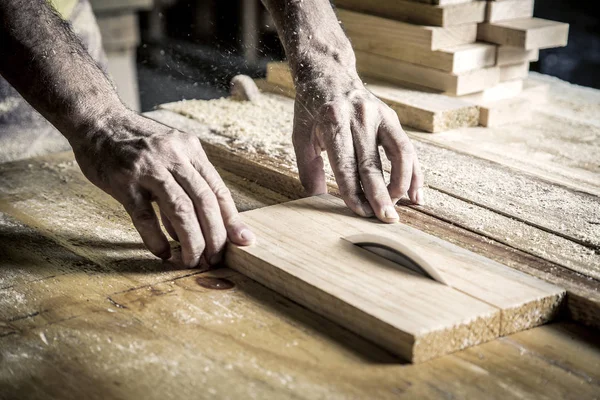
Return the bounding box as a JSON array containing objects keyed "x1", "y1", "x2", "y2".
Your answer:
[
  {"x1": 209, "y1": 253, "x2": 223, "y2": 266},
  {"x1": 383, "y1": 206, "x2": 399, "y2": 222},
  {"x1": 416, "y1": 188, "x2": 425, "y2": 206},
  {"x1": 240, "y1": 229, "x2": 256, "y2": 244}
]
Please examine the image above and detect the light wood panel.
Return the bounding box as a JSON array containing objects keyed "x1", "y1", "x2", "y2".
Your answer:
[
  {"x1": 477, "y1": 18, "x2": 570, "y2": 50},
  {"x1": 485, "y1": 0, "x2": 534, "y2": 23},
  {"x1": 335, "y1": 0, "x2": 485, "y2": 27},
  {"x1": 500, "y1": 62, "x2": 530, "y2": 81},
  {"x1": 338, "y1": 9, "x2": 477, "y2": 51},
  {"x1": 497, "y1": 45, "x2": 539, "y2": 66},
  {"x1": 225, "y1": 194, "x2": 565, "y2": 362},
  {"x1": 264, "y1": 63, "x2": 480, "y2": 132},
  {"x1": 459, "y1": 79, "x2": 524, "y2": 103},
  {"x1": 354, "y1": 50, "x2": 500, "y2": 95}
]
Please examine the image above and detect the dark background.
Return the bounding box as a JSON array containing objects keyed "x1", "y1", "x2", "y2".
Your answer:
[{"x1": 135, "y1": 0, "x2": 600, "y2": 112}]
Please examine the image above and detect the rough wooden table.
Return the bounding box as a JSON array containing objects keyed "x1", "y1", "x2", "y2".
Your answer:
[{"x1": 1, "y1": 73, "x2": 599, "y2": 399}]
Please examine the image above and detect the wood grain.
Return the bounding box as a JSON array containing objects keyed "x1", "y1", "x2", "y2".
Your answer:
[
  {"x1": 497, "y1": 45, "x2": 539, "y2": 66},
  {"x1": 499, "y1": 62, "x2": 530, "y2": 82},
  {"x1": 485, "y1": 0, "x2": 534, "y2": 23},
  {"x1": 354, "y1": 50, "x2": 500, "y2": 95},
  {"x1": 338, "y1": 9, "x2": 477, "y2": 51},
  {"x1": 225, "y1": 194, "x2": 564, "y2": 362},
  {"x1": 335, "y1": 0, "x2": 485, "y2": 27},
  {"x1": 477, "y1": 18, "x2": 570, "y2": 50}
]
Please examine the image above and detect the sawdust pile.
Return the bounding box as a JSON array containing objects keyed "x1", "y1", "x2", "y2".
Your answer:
[{"x1": 162, "y1": 94, "x2": 297, "y2": 168}]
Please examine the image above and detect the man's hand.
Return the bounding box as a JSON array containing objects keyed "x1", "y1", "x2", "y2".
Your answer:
[
  {"x1": 262, "y1": 0, "x2": 424, "y2": 223},
  {"x1": 293, "y1": 74, "x2": 423, "y2": 223},
  {"x1": 71, "y1": 110, "x2": 255, "y2": 267}
]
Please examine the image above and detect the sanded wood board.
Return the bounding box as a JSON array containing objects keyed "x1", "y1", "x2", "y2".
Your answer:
[
  {"x1": 500, "y1": 62, "x2": 530, "y2": 82},
  {"x1": 497, "y1": 45, "x2": 539, "y2": 66},
  {"x1": 335, "y1": 0, "x2": 485, "y2": 27},
  {"x1": 485, "y1": 0, "x2": 534, "y2": 23},
  {"x1": 459, "y1": 79, "x2": 524, "y2": 103},
  {"x1": 264, "y1": 62, "x2": 479, "y2": 132},
  {"x1": 338, "y1": 9, "x2": 477, "y2": 51},
  {"x1": 477, "y1": 18, "x2": 570, "y2": 50},
  {"x1": 354, "y1": 50, "x2": 500, "y2": 95},
  {"x1": 225, "y1": 194, "x2": 565, "y2": 363}
]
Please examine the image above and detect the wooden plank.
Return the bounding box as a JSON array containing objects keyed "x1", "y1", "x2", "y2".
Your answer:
[
  {"x1": 96, "y1": 13, "x2": 140, "y2": 51},
  {"x1": 497, "y1": 45, "x2": 539, "y2": 66},
  {"x1": 500, "y1": 61, "x2": 530, "y2": 81},
  {"x1": 264, "y1": 63, "x2": 480, "y2": 132},
  {"x1": 338, "y1": 9, "x2": 477, "y2": 51},
  {"x1": 459, "y1": 79, "x2": 524, "y2": 103},
  {"x1": 478, "y1": 96, "x2": 533, "y2": 127},
  {"x1": 485, "y1": 0, "x2": 534, "y2": 23},
  {"x1": 477, "y1": 18, "x2": 570, "y2": 50},
  {"x1": 335, "y1": 0, "x2": 485, "y2": 27},
  {"x1": 225, "y1": 194, "x2": 564, "y2": 362},
  {"x1": 150, "y1": 104, "x2": 600, "y2": 329},
  {"x1": 354, "y1": 50, "x2": 500, "y2": 95},
  {"x1": 401, "y1": 0, "x2": 474, "y2": 6}
]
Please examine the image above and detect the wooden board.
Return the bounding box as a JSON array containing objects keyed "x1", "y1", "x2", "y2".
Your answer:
[
  {"x1": 338, "y1": 9, "x2": 477, "y2": 51},
  {"x1": 478, "y1": 96, "x2": 532, "y2": 127},
  {"x1": 497, "y1": 45, "x2": 539, "y2": 66},
  {"x1": 152, "y1": 84, "x2": 600, "y2": 329},
  {"x1": 485, "y1": 0, "x2": 534, "y2": 23},
  {"x1": 335, "y1": 0, "x2": 486, "y2": 27},
  {"x1": 225, "y1": 194, "x2": 564, "y2": 362},
  {"x1": 500, "y1": 62, "x2": 530, "y2": 81},
  {"x1": 264, "y1": 63, "x2": 480, "y2": 132},
  {"x1": 477, "y1": 18, "x2": 570, "y2": 50},
  {"x1": 459, "y1": 79, "x2": 524, "y2": 103},
  {"x1": 354, "y1": 50, "x2": 500, "y2": 95}
]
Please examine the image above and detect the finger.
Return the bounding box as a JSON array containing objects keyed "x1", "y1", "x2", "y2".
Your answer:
[
  {"x1": 160, "y1": 210, "x2": 178, "y2": 241},
  {"x1": 143, "y1": 171, "x2": 205, "y2": 268},
  {"x1": 121, "y1": 188, "x2": 171, "y2": 260},
  {"x1": 408, "y1": 156, "x2": 425, "y2": 205},
  {"x1": 293, "y1": 99, "x2": 327, "y2": 196},
  {"x1": 352, "y1": 109, "x2": 399, "y2": 223},
  {"x1": 171, "y1": 161, "x2": 228, "y2": 265},
  {"x1": 378, "y1": 115, "x2": 415, "y2": 203},
  {"x1": 317, "y1": 104, "x2": 373, "y2": 217},
  {"x1": 189, "y1": 142, "x2": 255, "y2": 247}
]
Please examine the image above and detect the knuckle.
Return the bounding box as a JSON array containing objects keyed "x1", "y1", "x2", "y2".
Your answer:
[
  {"x1": 169, "y1": 195, "x2": 194, "y2": 216},
  {"x1": 358, "y1": 156, "x2": 381, "y2": 176},
  {"x1": 212, "y1": 185, "x2": 232, "y2": 202},
  {"x1": 319, "y1": 101, "x2": 347, "y2": 126}
]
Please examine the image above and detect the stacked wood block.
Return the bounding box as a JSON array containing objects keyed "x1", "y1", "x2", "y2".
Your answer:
[
  {"x1": 260, "y1": 0, "x2": 568, "y2": 131},
  {"x1": 335, "y1": 0, "x2": 569, "y2": 128}
]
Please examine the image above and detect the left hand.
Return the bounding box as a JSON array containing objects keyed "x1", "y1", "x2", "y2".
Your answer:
[{"x1": 292, "y1": 68, "x2": 424, "y2": 223}]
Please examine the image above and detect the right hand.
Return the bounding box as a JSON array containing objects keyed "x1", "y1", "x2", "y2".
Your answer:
[{"x1": 70, "y1": 109, "x2": 255, "y2": 268}]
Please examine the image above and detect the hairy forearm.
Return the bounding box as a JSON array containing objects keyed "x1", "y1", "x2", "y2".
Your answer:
[
  {"x1": 0, "y1": 0, "x2": 124, "y2": 143},
  {"x1": 262, "y1": 0, "x2": 360, "y2": 88}
]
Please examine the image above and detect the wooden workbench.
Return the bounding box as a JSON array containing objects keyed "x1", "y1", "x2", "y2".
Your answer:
[{"x1": 1, "y1": 73, "x2": 599, "y2": 399}]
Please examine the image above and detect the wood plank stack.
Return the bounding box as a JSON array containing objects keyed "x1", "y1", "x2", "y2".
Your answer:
[
  {"x1": 335, "y1": 0, "x2": 569, "y2": 128},
  {"x1": 260, "y1": 0, "x2": 568, "y2": 130}
]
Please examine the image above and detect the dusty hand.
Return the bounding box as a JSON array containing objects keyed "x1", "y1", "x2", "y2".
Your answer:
[
  {"x1": 293, "y1": 72, "x2": 424, "y2": 223},
  {"x1": 71, "y1": 110, "x2": 255, "y2": 267}
]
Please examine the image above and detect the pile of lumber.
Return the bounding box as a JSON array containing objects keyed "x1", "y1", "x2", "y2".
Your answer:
[{"x1": 260, "y1": 0, "x2": 569, "y2": 131}]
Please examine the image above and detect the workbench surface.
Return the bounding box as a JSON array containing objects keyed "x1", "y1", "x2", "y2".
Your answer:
[{"x1": 1, "y1": 73, "x2": 599, "y2": 399}]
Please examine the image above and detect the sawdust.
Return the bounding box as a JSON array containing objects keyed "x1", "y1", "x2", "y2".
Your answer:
[{"x1": 161, "y1": 94, "x2": 297, "y2": 168}]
